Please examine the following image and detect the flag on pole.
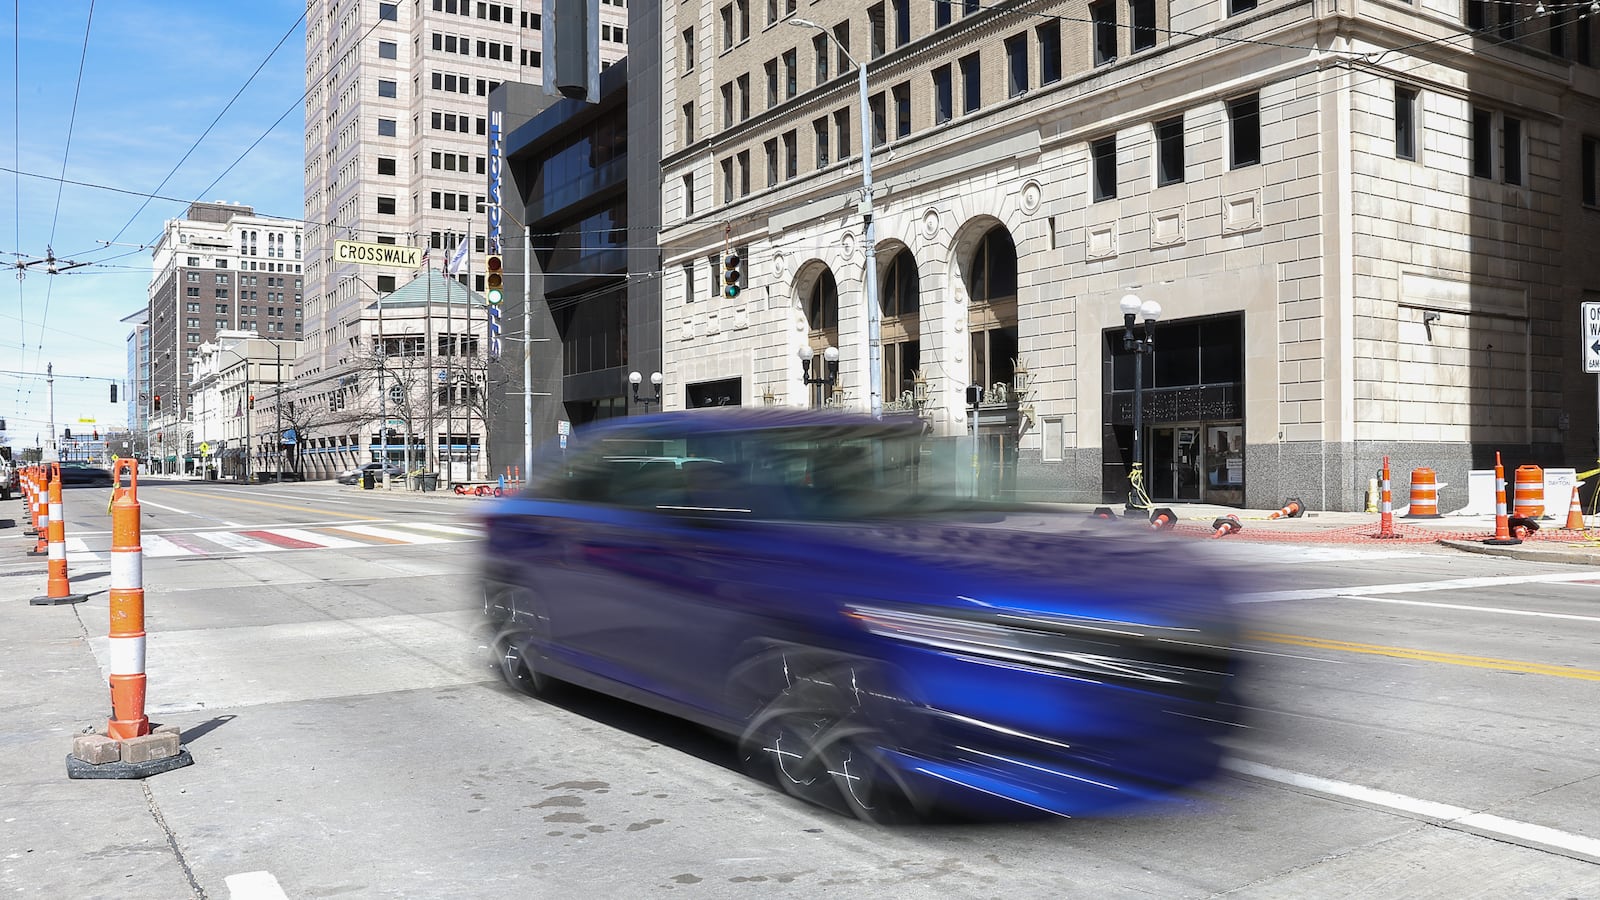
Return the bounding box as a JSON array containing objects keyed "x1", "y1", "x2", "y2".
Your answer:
[
  {"x1": 445, "y1": 238, "x2": 470, "y2": 276},
  {"x1": 419, "y1": 245, "x2": 432, "y2": 270}
]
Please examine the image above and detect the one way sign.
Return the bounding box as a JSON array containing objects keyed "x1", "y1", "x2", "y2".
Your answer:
[{"x1": 1586, "y1": 302, "x2": 1600, "y2": 374}]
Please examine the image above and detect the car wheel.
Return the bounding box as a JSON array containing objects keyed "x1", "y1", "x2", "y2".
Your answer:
[
  {"x1": 483, "y1": 579, "x2": 552, "y2": 697},
  {"x1": 738, "y1": 658, "x2": 921, "y2": 824}
]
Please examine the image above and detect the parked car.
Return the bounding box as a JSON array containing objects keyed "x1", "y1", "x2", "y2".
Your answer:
[
  {"x1": 0, "y1": 461, "x2": 15, "y2": 501},
  {"x1": 481, "y1": 409, "x2": 1247, "y2": 823},
  {"x1": 336, "y1": 462, "x2": 404, "y2": 485},
  {"x1": 57, "y1": 461, "x2": 113, "y2": 487}
]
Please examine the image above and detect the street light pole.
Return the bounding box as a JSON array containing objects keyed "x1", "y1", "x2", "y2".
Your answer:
[
  {"x1": 275, "y1": 341, "x2": 283, "y2": 484},
  {"x1": 1119, "y1": 293, "x2": 1161, "y2": 514},
  {"x1": 791, "y1": 18, "x2": 881, "y2": 419}
]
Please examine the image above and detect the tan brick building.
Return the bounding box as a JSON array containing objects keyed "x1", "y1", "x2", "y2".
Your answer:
[{"x1": 656, "y1": 0, "x2": 1600, "y2": 510}]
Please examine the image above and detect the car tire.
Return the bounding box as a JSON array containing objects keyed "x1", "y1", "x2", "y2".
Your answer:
[
  {"x1": 483, "y1": 579, "x2": 553, "y2": 697},
  {"x1": 738, "y1": 656, "x2": 921, "y2": 824}
]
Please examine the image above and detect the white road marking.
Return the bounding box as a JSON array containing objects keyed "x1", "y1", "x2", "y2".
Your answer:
[
  {"x1": 267, "y1": 527, "x2": 370, "y2": 549},
  {"x1": 397, "y1": 522, "x2": 481, "y2": 537},
  {"x1": 191, "y1": 531, "x2": 273, "y2": 553},
  {"x1": 1226, "y1": 759, "x2": 1600, "y2": 864},
  {"x1": 64, "y1": 537, "x2": 100, "y2": 564},
  {"x1": 225, "y1": 871, "x2": 289, "y2": 900},
  {"x1": 1238, "y1": 570, "x2": 1600, "y2": 604},
  {"x1": 139, "y1": 533, "x2": 190, "y2": 558},
  {"x1": 334, "y1": 523, "x2": 449, "y2": 544},
  {"x1": 136, "y1": 499, "x2": 194, "y2": 516}
]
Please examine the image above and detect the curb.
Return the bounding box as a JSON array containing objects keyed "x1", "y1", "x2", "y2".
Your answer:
[{"x1": 1436, "y1": 538, "x2": 1600, "y2": 567}]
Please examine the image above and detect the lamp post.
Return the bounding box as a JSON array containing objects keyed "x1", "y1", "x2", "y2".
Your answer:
[
  {"x1": 479, "y1": 201, "x2": 547, "y2": 484},
  {"x1": 628, "y1": 371, "x2": 663, "y2": 412},
  {"x1": 1119, "y1": 292, "x2": 1162, "y2": 514},
  {"x1": 790, "y1": 18, "x2": 881, "y2": 419},
  {"x1": 341, "y1": 274, "x2": 394, "y2": 487},
  {"x1": 213, "y1": 345, "x2": 252, "y2": 484},
  {"x1": 798, "y1": 345, "x2": 840, "y2": 407},
  {"x1": 274, "y1": 340, "x2": 285, "y2": 484}
]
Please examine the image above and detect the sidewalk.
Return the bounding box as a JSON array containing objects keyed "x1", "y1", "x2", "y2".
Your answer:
[{"x1": 1056, "y1": 501, "x2": 1600, "y2": 566}]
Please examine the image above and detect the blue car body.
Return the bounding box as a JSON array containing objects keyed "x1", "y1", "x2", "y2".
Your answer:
[{"x1": 480, "y1": 409, "x2": 1246, "y2": 822}]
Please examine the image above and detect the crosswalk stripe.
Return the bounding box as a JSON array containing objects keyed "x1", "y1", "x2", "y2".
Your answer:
[
  {"x1": 270, "y1": 527, "x2": 370, "y2": 549},
  {"x1": 141, "y1": 533, "x2": 190, "y2": 557},
  {"x1": 193, "y1": 531, "x2": 273, "y2": 553},
  {"x1": 332, "y1": 523, "x2": 450, "y2": 544},
  {"x1": 396, "y1": 522, "x2": 481, "y2": 537},
  {"x1": 64, "y1": 537, "x2": 101, "y2": 563}
]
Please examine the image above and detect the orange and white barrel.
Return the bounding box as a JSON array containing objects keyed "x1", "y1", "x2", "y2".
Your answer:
[
  {"x1": 107, "y1": 460, "x2": 149, "y2": 740},
  {"x1": 1513, "y1": 464, "x2": 1544, "y2": 518},
  {"x1": 1406, "y1": 468, "x2": 1441, "y2": 518}
]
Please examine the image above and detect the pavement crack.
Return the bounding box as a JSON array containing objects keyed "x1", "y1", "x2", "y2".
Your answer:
[{"x1": 143, "y1": 781, "x2": 207, "y2": 899}]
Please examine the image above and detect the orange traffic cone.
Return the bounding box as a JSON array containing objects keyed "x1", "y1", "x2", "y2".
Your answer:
[
  {"x1": 1483, "y1": 452, "x2": 1521, "y2": 546},
  {"x1": 1149, "y1": 508, "x2": 1178, "y2": 530},
  {"x1": 1210, "y1": 514, "x2": 1243, "y2": 538},
  {"x1": 1565, "y1": 486, "x2": 1587, "y2": 531},
  {"x1": 1268, "y1": 497, "x2": 1304, "y2": 519},
  {"x1": 31, "y1": 463, "x2": 89, "y2": 606}
]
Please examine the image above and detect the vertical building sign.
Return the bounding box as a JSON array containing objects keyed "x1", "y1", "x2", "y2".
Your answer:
[{"x1": 487, "y1": 109, "x2": 504, "y2": 360}]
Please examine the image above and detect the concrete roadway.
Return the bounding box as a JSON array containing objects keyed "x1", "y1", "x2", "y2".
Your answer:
[{"x1": 1, "y1": 482, "x2": 1596, "y2": 898}]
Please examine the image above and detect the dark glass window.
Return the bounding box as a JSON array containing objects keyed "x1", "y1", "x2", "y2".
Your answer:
[
  {"x1": 1395, "y1": 85, "x2": 1418, "y2": 160},
  {"x1": 1038, "y1": 21, "x2": 1061, "y2": 85},
  {"x1": 1006, "y1": 33, "x2": 1028, "y2": 97},
  {"x1": 378, "y1": 41, "x2": 397, "y2": 59},
  {"x1": 1472, "y1": 107, "x2": 1494, "y2": 178},
  {"x1": 935, "y1": 0, "x2": 952, "y2": 27},
  {"x1": 960, "y1": 53, "x2": 981, "y2": 113},
  {"x1": 1092, "y1": 136, "x2": 1117, "y2": 201},
  {"x1": 1091, "y1": 1, "x2": 1117, "y2": 65},
  {"x1": 1156, "y1": 117, "x2": 1184, "y2": 186},
  {"x1": 808, "y1": 270, "x2": 839, "y2": 330},
  {"x1": 1503, "y1": 115, "x2": 1523, "y2": 185},
  {"x1": 1131, "y1": 0, "x2": 1156, "y2": 52},
  {"x1": 882, "y1": 249, "x2": 920, "y2": 317},
  {"x1": 933, "y1": 65, "x2": 953, "y2": 123},
  {"x1": 968, "y1": 229, "x2": 1017, "y2": 303},
  {"x1": 1228, "y1": 94, "x2": 1260, "y2": 168},
  {"x1": 378, "y1": 79, "x2": 397, "y2": 98},
  {"x1": 893, "y1": 82, "x2": 911, "y2": 138}
]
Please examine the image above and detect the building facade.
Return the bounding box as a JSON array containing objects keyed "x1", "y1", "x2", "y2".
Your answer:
[
  {"x1": 302, "y1": 0, "x2": 628, "y2": 481},
  {"x1": 655, "y1": 0, "x2": 1600, "y2": 511},
  {"x1": 145, "y1": 201, "x2": 305, "y2": 472}
]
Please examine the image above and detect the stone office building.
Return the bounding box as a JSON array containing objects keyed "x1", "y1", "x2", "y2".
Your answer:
[{"x1": 656, "y1": 0, "x2": 1600, "y2": 510}]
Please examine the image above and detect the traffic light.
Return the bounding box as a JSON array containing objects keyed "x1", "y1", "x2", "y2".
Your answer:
[
  {"x1": 92, "y1": 430, "x2": 99, "y2": 441},
  {"x1": 485, "y1": 254, "x2": 503, "y2": 305},
  {"x1": 723, "y1": 252, "x2": 742, "y2": 299},
  {"x1": 248, "y1": 394, "x2": 255, "y2": 410},
  {"x1": 110, "y1": 383, "x2": 118, "y2": 403},
  {"x1": 63, "y1": 429, "x2": 71, "y2": 440},
  {"x1": 153, "y1": 394, "x2": 161, "y2": 413}
]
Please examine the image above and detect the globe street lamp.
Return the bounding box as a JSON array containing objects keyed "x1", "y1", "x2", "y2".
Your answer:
[
  {"x1": 798, "y1": 344, "x2": 840, "y2": 406},
  {"x1": 790, "y1": 18, "x2": 881, "y2": 419},
  {"x1": 1120, "y1": 292, "x2": 1161, "y2": 514},
  {"x1": 629, "y1": 370, "x2": 663, "y2": 412}
]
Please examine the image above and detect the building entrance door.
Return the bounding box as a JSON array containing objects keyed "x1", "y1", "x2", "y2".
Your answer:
[{"x1": 1151, "y1": 425, "x2": 1202, "y2": 502}]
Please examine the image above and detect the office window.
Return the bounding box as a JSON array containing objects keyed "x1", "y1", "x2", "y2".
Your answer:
[
  {"x1": 1578, "y1": 11, "x2": 1592, "y2": 65},
  {"x1": 1395, "y1": 85, "x2": 1418, "y2": 161},
  {"x1": 722, "y1": 158, "x2": 734, "y2": 202},
  {"x1": 683, "y1": 102, "x2": 696, "y2": 142},
  {"x1": 835, "y1": 107, "x2": 852, "y2": 160},
  {"x1": 1038, "y1": 21, "x2": 1062, "y2": 85},
  {"x1": 1005, "y1": 34, "x2": 1028, "y2": 98},
  {"x1": 738, "y1": 149, "x2": 751, "y2": 195},
  {"x1": 766, "y1": 59, "x2": 779, "y2": 106},
  {"x1": 960, "y1": 52, "x2": 981, "y2": 114},
  {"x1": 1472, "y1": 107, "x2": 1494, "y2": 178},
  {"x1": 889, "y1": 82, "x2": 911, "y2": 139},
  {"x1": 1092, "y1": 136, "x2": 1117, "y2": 201},
  {"x1": 783, "y1": 48, "x2": 798, "y2": 99},
  {"x1": 1155, "y1": 116, "x2": 1184, "y2": 186},
  {"x1": 962, "y1": 0, "x2": 980, "y2": 14},
  {"x1": 833, "y1": 23, "x2": 851, "y2": 74},
  {"x1": 736, "y1": 0, "x2": 750, "y2": 40},
  {"x1": 784, "y1": 130, "x2": 799, "y2": 179},
  {"x1": 1581, "y1": 136, "x2": 1597, "y2": 206},
  {"x1": 933, "y1": 65, "x2": 953, "y2": 124},
  {"x1": 1131, "y1": 0, "x2": 1156, "y2": 52},
  {"x1": 722, "y1": 83, "x2": 734, "y2": 127},
  {"x1": 1091, "y1": 0, "x2": 1116, "y2": 65},
  {"x1": 869, "y1": 4, "x2": 886, "y2": 58},
  {"x1": 378, "y1": 79, "x2": 397, "y2": 98},
  {"x1": 814, "y1": 116, "x2": 830, "y2": 168},
  {"x1": 377, "y1": 157, "x2": 396, "y2": 175},
  {"x1": 738, "y1": 73, "x2": 750, "y2": 120},
  {"x1": 377, "y1": 196, "x2": 396, "y2": 215},
  {"x1": 377, "y1": 117, "x2": 396, "y2": 136},
  {"x1": 1228, "y1": 94, "x2": 1260, "y2": 168},
  {"x1": 766, "y1": 138, "x2": 780, "y2": 185},
  {"x1": 379, "y1": 40, "x2": 397, "y2": 59},
  {"x1": 1498, "y1": 0, "x2": 1516, "y2": 40},
  {"x1": 893, "y1": 0, "x2": 911, "y2": 46},
  {"x1": 683, "y1": 262, "x2": 696, "y2": 303},
  {"x1": 1551, "y1": 9, "x2": 1567, "y2": 58},
  {"x1": 935, "y1": 0, "x2": 952, "y2": 28},
  {"x1": 1503, "y1": 115, "x2": 1523, "y2": 185},
  {"x1": 814, "y1": 33, "x2": 830, "y2": 82},
  {"x1": 1228, "y1": 0, "x2": 1257, "y2": 13},
  {"x1": 870, "y1": 92, "x2": 887, "y2": 147},
  {"x1": 721, "y1": 4, "x2": 733, "y2": 50},
  {"x1": 1465, "y1": 0, "x2": 1486, "y2": 29},
  {"x1": 683, "y1": 27, "x2": 695, "y2": 71},
  {"x1": 379, "y1": 2, "x2": 398, "y2": 20}
]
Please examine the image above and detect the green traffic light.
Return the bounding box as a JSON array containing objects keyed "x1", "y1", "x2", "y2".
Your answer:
[
  {"x1": 724, "y1": 285, "x2": 740, "y2": 298},
  {"x1": 488, "y1": 288, "x2": 503, "y2": 305}
]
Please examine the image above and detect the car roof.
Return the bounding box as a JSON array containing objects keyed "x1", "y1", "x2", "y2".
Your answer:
[{"x1": 574, "y1": 408, "x2": 928, "y2": 442}]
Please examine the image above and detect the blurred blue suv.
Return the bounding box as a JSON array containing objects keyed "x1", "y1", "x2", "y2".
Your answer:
[{"x1": 481, "y1": 409, "x2": 1246, "y2": 823}]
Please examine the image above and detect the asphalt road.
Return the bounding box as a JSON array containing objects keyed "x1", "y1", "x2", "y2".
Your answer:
[{"x1": 2, "y1": 482, "x2": 1596, "y2": 898}]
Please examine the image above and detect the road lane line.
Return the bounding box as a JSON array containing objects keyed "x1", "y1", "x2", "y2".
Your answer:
[
  {"x1": 1238, "y1": 569, "x2": 1600, "y2": 604},
  {"x1": 334, "y1": 523, "x2": 449, "y2": 544},
  {"x1": 167, "y1": 491, "x2": 383, "y2": 519},
  {"x1": 1225, "y1": 758, "x2": 1600, "y2": 865},
  {"x1": 1346, "y1": 595, "x2": 1600, "y2": 624},
  {"x1": 400, "y1": 522, "x2": 481, "y2": 537},
  {"x1": 1248, "y1": 631, "x2": 1600, "y2": 681}
]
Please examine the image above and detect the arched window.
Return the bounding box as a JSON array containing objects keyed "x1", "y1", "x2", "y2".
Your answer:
[
  {"x1": 806, "y1": 269, "x2": 840, "y2": 406},
  {"x1": 880, "y1": 249, "x2": 920, "y2": 403},
  {"x1": 966, "y1": 227, "x2": 1019, "y2": 397}
]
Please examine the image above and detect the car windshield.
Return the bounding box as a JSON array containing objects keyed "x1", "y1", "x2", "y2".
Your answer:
[{"x1": 529, "y1": 420, "x2": 1003, "y2": 521}]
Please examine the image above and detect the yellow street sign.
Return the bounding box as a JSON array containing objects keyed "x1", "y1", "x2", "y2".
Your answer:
[{"x1": 333, "y1": 240, "x2": 421, "y2": 268}]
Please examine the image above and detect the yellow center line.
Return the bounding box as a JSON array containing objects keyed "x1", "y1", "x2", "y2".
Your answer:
[
  {"x1": 162, "y1": 490, "x2": 383, "y2": 520},
  {"x1": 1248, "y1": 630, "x2": 1600, "y2": 681}
]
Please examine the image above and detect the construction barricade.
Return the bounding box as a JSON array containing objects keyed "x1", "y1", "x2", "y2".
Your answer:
[
  {"x1": 1512, "y1": 464, "x2": 1544, "y2": 518},
  {"x1": 1405, "y1": 468, "x2": 1442, "y2": 518},
  {"x1": 67, "y1": 459, "x2": 193, "y2": 779},
  {"x1": 30, "y1": 463, "x2": 87, "y2": 605}
]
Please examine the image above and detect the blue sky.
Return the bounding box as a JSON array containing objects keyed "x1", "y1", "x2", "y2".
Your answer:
[{"x1": 1, "y1": 1, "x2": 306, "y2": 447}]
